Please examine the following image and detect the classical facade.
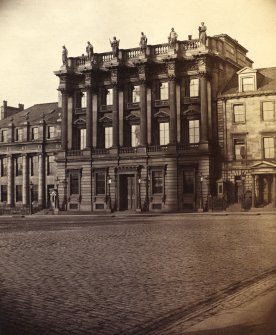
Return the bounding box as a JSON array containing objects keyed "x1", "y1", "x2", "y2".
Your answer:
[
  {"x1": 218, "y1": 67, "x2": 276, "y2": 210},
  {"x1": 0, "y1": 102, "x2": 61, "y2": 211},
  {"x1": 53, "y1": 31, "x2": 252, "y2": 212}
]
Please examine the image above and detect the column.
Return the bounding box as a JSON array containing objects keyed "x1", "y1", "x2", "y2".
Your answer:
[
  {"x1": 92, "y1": 93, "x2": 98, "y2": 148},
  {"x1": 112, "y1": 85, "x2": 119, "y2": 147},
  {"x1": 273, "y1": 175, "x2": 276, "y2": 207},
  {"x1": 140, "y1": 82, "x2": 147, "y2": 146},
  {"x1": 147, "y1": 87, "x2": 152, "y2": 145},
  {"x1": 61, "y1": 91, "x2": 68, "y2": 150},
  {"x1": 169, "y1": 79, "x2": 177, "y2": 144},
  {"x1": 200, "y1": 73, "x2": 208, "y2": 142},
  {"x1": 7, "y1": 155, "x2": 14, "y2": 207},
  {"x1": 251, "y1": 174, "x2": 255, "y2": 208},
  {"x1": 38, "y1": 154, "x2": 45, "y2": 207},
  {"x1": 22, "y1": 154, "x2": 29, "y2": 206},
  {"x1": 86, "y1": 88, "x2": 93, "y2": 148}
]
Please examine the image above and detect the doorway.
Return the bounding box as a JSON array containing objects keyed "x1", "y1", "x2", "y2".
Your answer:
[{"x1": 119, "y1": 174, "x2": 136, "y2": 211}]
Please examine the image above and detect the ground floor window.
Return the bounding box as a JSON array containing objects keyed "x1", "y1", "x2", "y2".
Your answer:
[
  {"x1": 70, "y1": 173, "x2": 80, "y2": 195},
  {"x1": 16, "y1": 185, "x2": 22, "y2": 202},
  {"x1": 96, "y1": 173, "x2": 106, "y2": 195},
  {"x1": 1, "y1": 185, "x2": 7, "y2": 202},
  {"x1": 152, "y1": 170, "x2": 163, "y2": 194}
]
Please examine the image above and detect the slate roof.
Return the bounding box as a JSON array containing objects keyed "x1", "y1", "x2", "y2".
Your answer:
[
  {"x1": 222, "y1": 67, "x2": 276, "y2": 95},
  {"x1": 0, "y1": 102, "x2": 60, "y2": 128}
]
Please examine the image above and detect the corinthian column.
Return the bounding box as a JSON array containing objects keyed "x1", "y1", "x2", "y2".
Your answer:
[
  {"x1": 22, "y1": 154, "x2": 29, "y2": 206},
  {"x1": 61, "y1": 90, "x2": 68, "y2": 150},
  {"x1": 38, "y1": 154, "x2": 45, "y2": 207},
  {"x1": 7, "y1": 155, "x2": 14, "y2": 207},
  {"x1": 199, "y1": 72, "x2": 208, "y2": 143}
]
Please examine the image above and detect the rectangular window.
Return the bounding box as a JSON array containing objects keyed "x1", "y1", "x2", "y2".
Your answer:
[
  {"x1": 189, "y1": 120, "x2": 200, "y2": 144},
  {"x1": 96, "y1": 173, "x2": 106, "y2": 195},
  {"x1": 1, "y1": 158, "x2": 7, "y2": 176},
  {"x1": 234, "y1": 139, "x2": 245, "y2": 160},
  {"x1": 159, "y1": 122, "x2": 169, "y2": 145},
  {"x1": 15, "y1": 128, "x2": 23, "y2": 142},
  {"x1": 80, "y1": 129, "x2": 86, "y2": 150},
  {"x1": 105, "y1": 127, "x2": 113, "y2": 148},
  {"x1": 160, "y1": 82, "x2": 169, "y2": 100},
  {"x1": 16, "y1": 185, "x2": 22, "y2": 202},
  {"x1": 31, "y1": 184, "x2": 38, "y2": 202},
  {"x1": 132, "y1": 86, "x2": 140, "y2": 103},
  {"x1": 81, "y1": 92, "x2": 87, "y2": 108},
  {"x1": 30, "y1": 156, "x2": 38, "y2": 176},
  {"x1": 47, "y1": 155, "x2": 55, "y2": 175},
  {"x1": 15, "y1": 157, "x2": 23, "y2": 176},
  {"x1": 233, "y1": 104, "x2": 245, "y2": 123},
  {"x1": 47, "y1": 126, "x2": 55, "y2": 139},
  {"x1": 190, "y1": 78, "x2": 199, "y2": 97},
  {"x1": 31, "y1": 127, "x2": 39, "y2": 140},
  {"x1": 1, "y1": 185, "x2": 7, "y2": 202},
  {"x1": 70, "y1": 174, "x2": 79, "y2": 195},
  {"x1": 241, "y1": 77, "x2": 254, "y2": 92},
  {"x1": 262, "y1": 101, "x2": 274, "y2": 121},
  {"x1": 152, "y1": 171, "x2": 163, "y2": 194},
  {"x1": 131, "y1": 125, "x2": 140, "y2": 147},
  {"x1": 1, "y1": 130, "x2": 7, "y2": 142},
  {"x1": 106, "y1": 88, "x2": 113, "y2": 105},
  {"x1": 263, "y1": 137, "x2": 275, "y2": 159},
  {"x1": 183, "y1": 171, "x2": 194, "y2": 194}
]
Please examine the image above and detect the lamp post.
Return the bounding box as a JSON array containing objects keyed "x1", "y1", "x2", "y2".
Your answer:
[
  {"x1": 29, "y1": 181, "x2": 33, "y2": 215},
  {"x1": 62, "y1": 178, "x2": 68, "y2": 211},
  {"x1": 107, "y1": 177, "x2": 112, "y2": 211},
  {"x1": 198, "y1": 174, "x2": 204, "y2": 212},
  {"x1": 137, "y1": 177, "x2": 141, "y2": 211},
  {"x1": 241, "y1": 173, "x2": 246, "y2": 210},
  {"x1": 55, "y1": 177, "x2": 59, "y2": 210}
]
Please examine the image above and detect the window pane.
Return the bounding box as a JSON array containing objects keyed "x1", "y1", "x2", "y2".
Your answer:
[
  {"x1": 159, "y1": 122, "x2": 169, "y2": 145},
  {"x1": 234, "y1": 139, "x2": 245, "y2": 160},
  {"x1": 106, "y1": 88, "x2": 113, "y2": 105},
  {"x1": 242, "y1": 77, "x2": 254, "y2": 92},
  {"x1": 30, "y1": 156, "x2": 38, "y2": 176},
  {"x1": 132, "y1": 86, "x2": 140, "y2": 103},
  {"x1": 152, "y1": 171, "x2": 163, "y2": 194},
  {"x1": 183, "y1": 171, "x2": 194, "y2": 194},
  {"x1": 96, "y1": 173, "x2": 105, "y2": 195},
  {"x1": 16, "y1": 157, "x2": 23, "y2": 176},
  {"x1": 1, "y1": 158, "x2": 7, "y2": 176},
  {"x1": 48, "y1": 126, "x2": 55, "y2": 139},
  {"x1": 233, "y1": 104, "x2": 245, "y2": 123},
  {"x1": 70, "y1": 174, "x2": 79, "y2": 195},
  {"x1": 80, "y1": 129, "x2": 86, "y2": 150},
  {"x1": 32, "y1": 127, "x2": 38, "y2": 140},
  {"x1": 105, "y1": 127, "x2": 113, "y2": 148},
  {"x1": 131, "y1": 125, "x2": 140, "y2": 147},
  {"x1": 264, "y1": 137, "x2": 274, "y2": 158},
  {"x1": 160, "y1": 82, "x2": 168, "y2": 100},
  {"x1": 82, "y1": 92, "x2": 87, "y2": 108},
  {"x1": 262, "y1": 101, "x2": 274, "y2": 121},
  {"x1": 190, "y1": 79, "x2": 199, "y2": 97},
  {"x1": 1, "y1": 130, "x2": 7, "y2": 142},
  {"x1": 47, "y1": 155, "x2": 54, "y2": 175},
  {"x1": 189, "y1": 120, "x2": 200, "y2": 144}
]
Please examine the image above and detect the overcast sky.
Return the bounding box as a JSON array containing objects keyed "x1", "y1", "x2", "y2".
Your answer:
[{"x1": 0, "y1": 0, "x2": 276, "y2": 108}]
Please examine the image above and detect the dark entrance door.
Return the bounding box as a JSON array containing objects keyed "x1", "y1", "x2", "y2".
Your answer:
[
  {"x1": 259, "y1": 175, "x2": 272, "y2": 206},
  {"x1": 119, "y1": 174, "x2": 136, "y2": 211}
]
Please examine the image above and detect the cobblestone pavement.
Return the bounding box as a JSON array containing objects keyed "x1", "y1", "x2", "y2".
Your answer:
[{"x1": 0, "y1": 214, "x2": 275, "y2": 335}]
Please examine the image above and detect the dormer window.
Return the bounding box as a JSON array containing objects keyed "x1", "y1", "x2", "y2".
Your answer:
[
  {"x1": 237, "y1": 67, "x2": 257, "y2": 93},
  {"x1": 241, "y1": 77, "x2": 254, "y2": 92},
  {"x1": 15, "y1": 128, "x2": 23, "y2": 142}
]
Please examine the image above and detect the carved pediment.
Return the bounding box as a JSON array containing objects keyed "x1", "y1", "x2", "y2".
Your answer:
[
  {"x1": 154, "y1": 110, "x2": 170, "y2": 119},
  {"x1": 183, "y1": 104, "x2": 200, "y2": 115},
  {"x1": 251, "y1": 161, "x2": 276, "y2": 169},
  {"x1": 125, "y1": 111, "x2": 140, "y2": 121},
  {"x1": 237, "y1": 67, "x2": 257, "y2": 75},
  {"x1": 73, "y1": 118, "x2": 86, "y2": 126},
  {"x1": 98, "y1": 115, "x2": 113, "y2": 123}
]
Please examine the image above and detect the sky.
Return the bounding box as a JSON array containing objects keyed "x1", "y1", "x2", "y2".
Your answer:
[{"x1": 0, "y1": 0, "x2": 276, "y2": 108}]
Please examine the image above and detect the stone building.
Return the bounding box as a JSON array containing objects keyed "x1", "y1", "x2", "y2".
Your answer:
[
  {"x1": 218, "y1": 67, "x2": 276, "y2": 210},
  {"x1": 54, "y1": 30, "x2": 252, "y2": 212},
  {"x1": 0, "y1": 102, "x2": 61, "y2": 211}
]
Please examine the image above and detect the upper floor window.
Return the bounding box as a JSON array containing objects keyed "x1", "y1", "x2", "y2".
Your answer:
[
  {"x1": 189, "y1": 120, "x2": 200, "y2": 144},
  {"x1": 190, "y1": 78, "x2": 199, "y2": 97},
  {"x1": 47, "y1": 126, "x2": 55, "y2": 139},
  {"x1": 0, "y1": 158, "x2": 7, "y2": 177},
  {"x1": 15, "y1": 128, "x2": 23, "y2": 142},
  {"x1": 241, "y1": 77, "x2": 254, "y2": 92},
  {"x1": 47, "y1": 155, "x2": 55, "y2": 175},
  {"x1": 263, "y1": 137, "x2": 275, "y2": 159},
  {"x1": 159, "y1": 122, "x2": 169, "y2": 145},
  {"x1": 80, "y1": 128, "x2": 86, "y2": 150},
  {"x1": 31, "y1": 127, "x2": 39, "y2": 141},
  {"x1": 131, "y1": 125, "x2": 140, "y2": 147},
  {"x1": 15, "y1": 157, "x2": 23, "y2": 176},
  {"x1": 233, "y1": 138, "x2": 246, "y2": 160},
  {"x1": 160, "y1": 82, "x2": 169, "y2": 100},
  {"x1": 104, "y1": 126, "x2": 113, "y2": 148},
  {"x1": 262, "y1": 101, "x2": 275, "y2": 121},
  {"x1": 95, "y1": 173, "x2": 106, "y2": 195},
  {"x1": 1, "y1": 130, "x2": 7, "y2": 143},
  {"x1": 233, "y1": 104, "x2": 245, "y2": 123},
  {"x1": 132, "y1": 86, "x2": 140, "y2": 103},
  {"x1": 81, "y1": 92, "x2": 87, "y2": 108},
  {"x1": 106, "y1": 88, "x2": 113, "y2": 105},
  {"x1": 152, "y1": 170, "x2": 163, "y2": 194}
]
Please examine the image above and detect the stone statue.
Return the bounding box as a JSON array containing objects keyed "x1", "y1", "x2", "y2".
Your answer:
[
  {"x1": 199, "y1": 22, "x2": 207, "y2": 46},
  {"x1": 110, "y1": 36, "x2": 120, "y2": 57},
  {"x1": 139, "y1": 32, "x2": 148, "y2": 51},
  {"x1": 168, "y1": 28, "x2": 178, "y2": 49},
  {"x1": 62, "y1": 45, "x2": 68, "y2": 65},
  {"x1": 86, "y1": 41, "x2": 94, "y2": 60}
]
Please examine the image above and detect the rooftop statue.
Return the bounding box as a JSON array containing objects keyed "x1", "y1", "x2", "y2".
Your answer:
[
  {"x1": 62, "y1": 45, "x2": 68, "y2": 65},
  {"x1": 86, "y1": 41, "x2": 94, "y2": 60},
  {"x1": 139, "y1": 32, "x2": 148, "y2": 51},
  {"x1": 198, "y1": 22, "x2": 207, "y2": 46},
  {"x1": 110, "y1": 36, "x2": 120, "y2": 57},
  {"x1": 168, "y1": 28, "x2": 178, "y2": 49}
]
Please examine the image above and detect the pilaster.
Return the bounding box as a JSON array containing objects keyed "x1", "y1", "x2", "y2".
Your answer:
[
  {"x1": 7, "y1": 155, "x2": 14, "y2": 206},
  {"x1": 38, "y1": 153, "x2": 45, "y2": 207},
  {"x1": 22, "y1": 154, "x2": 29, "y2": 206}
]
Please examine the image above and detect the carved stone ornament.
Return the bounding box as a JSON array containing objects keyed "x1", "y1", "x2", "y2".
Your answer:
[
  {"x1": 110, "y1": 68, "x2": 118, "y2": 84},
  {"x1": 137, "y1": 65, "x2": 147, "y2": 82},
  {"x1": 166, "y1": 61, "x2": 176, "y2": 79}
]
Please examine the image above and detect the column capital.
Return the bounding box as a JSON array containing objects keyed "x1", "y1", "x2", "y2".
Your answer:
[
  {"x1": 137, "y1": 64, "x2": 147, "y2": 83},
  {"x1": 166, "y1": 60, "x2": 177, "y2": 80}
]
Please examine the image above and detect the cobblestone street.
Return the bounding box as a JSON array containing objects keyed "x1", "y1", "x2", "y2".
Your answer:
[{"x1": 0, "y1": 214, "x2": 275, "y2": 335}]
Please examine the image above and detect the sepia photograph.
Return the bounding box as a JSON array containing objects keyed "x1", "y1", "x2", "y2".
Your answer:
[{"x1": 0, "y1": 0, "x2": 275, "y2": 334}]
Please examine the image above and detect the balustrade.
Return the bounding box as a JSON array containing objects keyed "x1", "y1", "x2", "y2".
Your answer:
[
  {"x1": 127, "y1": 48, "x2": 142, "y2": 59},
  {"x1": 92, "y1": 148, "x2": 110, "y2": 155},
  {"x1": 153, "y1": 44, "x2": 169, "y2": 55},
  {"x1": 67, "y1": 150, "x2": 83, "y2": 157},
  {"x1": 119, "y1": 147, "x2": 137, "y2": 154},
  {"x1": 147, "y1": 145, "x2": 168, "y2": 152}
]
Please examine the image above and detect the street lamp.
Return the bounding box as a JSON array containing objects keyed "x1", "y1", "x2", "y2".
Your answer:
[
  {"x1": 29, "y1": 181, "x2": 33, "y2": 215},
  {"x1": 107, "y1": 177, "x2": 112, "y2": 210},
  {"x1": 241, "y1": 173, "x2": 246, "y2": 210},
  {"x1": 198, "y1": 174, "x2": 204, "y2": 212},
  {"x1": 55, "y1": 177, "x2": 60, "y2": 210},
  {"x1": 137, "y1": 177, "x2": 141, "y2": 211}
]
